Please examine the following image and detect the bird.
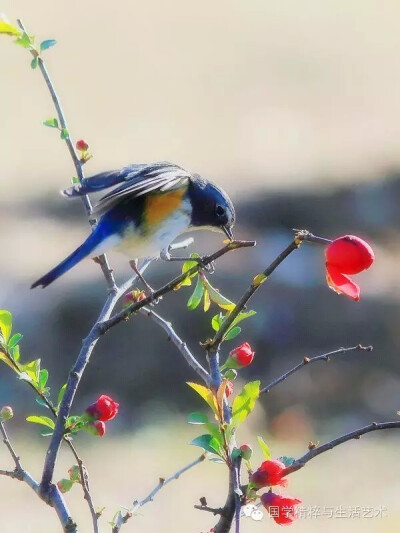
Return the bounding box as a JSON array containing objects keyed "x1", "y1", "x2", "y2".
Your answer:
[{"x1": 31, "y1": 162, "x2": 235, "y2": 288}]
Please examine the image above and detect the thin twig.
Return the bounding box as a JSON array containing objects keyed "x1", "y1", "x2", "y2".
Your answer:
[
  {"x1": 210, "y1": 459, "x2": 241, "y2": 533},
  {"x1": 100, "y1": 240, "x2": 256, "y2": 333},
  {"x1": 194, "y1": 504, "x2": 224, "y2": 515},
  {"x1": 0, "y1": 420, "x2": 22, "y2": 471},
  {"x1": 142, "y1": 308, "x2": 210, "y2": 384},
  {"x1": 260, "y1": 345, "x2": 373, "y2": 394},
  {"x1": 112, "y1": 454, "x2": 206, "y2": 532},
  {"x1": 0, "y1": 420, "x2": 76, "y2": 531},
  {"x1": 16, "y1": 19, "x2": 116, "y2": 292},
  {"x1": 207, "y1": 230, "x2": 325, "y2": 354},
  {"x1": 284, "y1": 421, "x2": 400, "y2": 475}
]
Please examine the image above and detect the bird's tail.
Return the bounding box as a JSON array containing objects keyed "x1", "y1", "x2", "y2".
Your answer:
[{"x1": 31, "y1": 227, "x2": 104, "y2": 289}]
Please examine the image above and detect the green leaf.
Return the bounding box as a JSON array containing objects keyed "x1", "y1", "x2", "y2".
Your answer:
[
  {"x1": 201, "y1": 278, "x2": 235, "y2": 311},
  {"x1": 15, "y1": 32, "x2": 34, "y2": 49},
  {"x1": 39, "y1": 369, "x2": 49, "y2": 389},
  {"x1": 40, "y1": 39, "x2": 57, "y2": 51},
  {"x1": 40, "y1": 428, "x2": 54, "y2": 437},
  {"x1": 187, "y1": 276, "x2": 204, "y2": 310},
  {"x1": 36, "y1": 396, "x2": 50, "y2": 409},
  {"x1": 231, "y1": 380, "x2": 260, "y2": 426},
  {"x1": 26, "y1": 415, "x2": 55, "y2": 429},
  {"x1": 229, "y1": 310, "x2": 256, "y2": 328},
  {"x1": 188, "y1": 412, "x2": 208, "y2": 424},
  {"x1": 60, "y1": 128, "x2": 69, "y2": 140},
  {"x1": 187, "y1": 382, "x2": 217, "y2": 413},
  {"x1": 0, "y1": 20, "x2": 20, "y2": 36},
  {"x1": 20, "y1": 359, "x2": 40, "y2": 384},
  {"x1": 203, "y1": 288, "x2": 210, "y2": 312},
  {"x1": 211, "y1": 313, "x2": 224, "y2": 332},
  {"x1": 0, "y1": 310, "x2": 12, "y2": 343},
  {"x1": 43, "y1": 118, "x2": 59, "y2": 128},
  {"x1": 30, "y1": 57, "x2": 38, "y2": 70},
  {"x1": 278, "y1": 456, "x2": 295, "y2": 467},
  {"x1": 11, "y1": 345, "x2": 20, "y2": 363},
  {"x1": 57, "y1": 384, "x2": 67, "y2": 407},
  {"x1": 257, "y1": 436, "x2": 271, "y2": 460},
  {"x1": 190, "y1": 434, "x2": 222, "y2": 455},
  {"x1": 253, "y1": 273, "x2": 267, "y2": 287},
  {"x1": 204, "y1": 423, "x2": 224, "y2": 446},
  {"x1": 224, "y1": 326, "x2": 241, "y2": 341},
  {"x1": 8, "y1": 333, "x2": 22, "y2": 349}
]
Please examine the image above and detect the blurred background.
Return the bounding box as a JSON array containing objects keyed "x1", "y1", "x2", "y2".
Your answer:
[{"x1": 1, "y1": 0, "x2": 399, "y2": 531}]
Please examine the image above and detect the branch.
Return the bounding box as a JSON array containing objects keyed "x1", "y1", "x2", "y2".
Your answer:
[
  {"x1": 207, "y1": 230, "x2": 329, "y2": 354},
  {"x1": 100, "y1": 240, "x2": 256, "y2": 333},
  {"x1": 284, "y1": 421, "x2": 400, "y2": 476},
  {"x1": 17, "y1": 18, "x2": 116, "y2": 292},
  {"x1": 141, "y1": 308, "x2": 210, "y2": 384},
  {"x1": 112, "y1": 454, "x2": 206, "y2": 532},
  {"x1": 209, "y1": 458, "x2": 242, "y2": 533},
  {"x1": 260, "y1": 344, "x2": 373, "y2": 394},
  {"x1": 0, "y1": 420, "x2": 76, "y2": 532}
]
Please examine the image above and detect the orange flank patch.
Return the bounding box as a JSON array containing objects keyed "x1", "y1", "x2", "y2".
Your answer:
[{"x1": 145, "y1": 189, "x2": 186, "y2": 227}]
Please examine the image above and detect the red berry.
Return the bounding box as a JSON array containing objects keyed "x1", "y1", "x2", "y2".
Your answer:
[
  {"x1": 229, "y1": 342, "x2": 255, "y2": 367},
  {"x1": 251, "y1": 460, "x2": 287, "y2": 488},
  {"x1": 325, "y1": 235, "x2": 374, "y2": 301},
  {"x1": 326, "y1": 236, "x2": 374, "y2": 275},
  {"x1": 86, "y1": 420, "x2": 106, "y2": 437},
  {"x1": 261, "y1": 492, "x2": 301, "y2": 525},
  {"x1": 239, "y1": 444, "x2": 253, "y2": 460},
  {"x1": 76, "y1": 139, "x2": 89, "y2": 151},
  {"x1": 85, "y1": 394, "x2": 119, "y2": 421}
]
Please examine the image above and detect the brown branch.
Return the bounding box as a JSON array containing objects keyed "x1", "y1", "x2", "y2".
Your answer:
[
  {"x1": 112, "y1": 454, "x2": 206, "y2": 531},
  {"x1": 284, "y1": 421, "x2": 400, "y2": 476},
  {"x1": 0, "y1": 419, "x2": 76, "y2": 531},
  {"x1": 100, "y1": 240, "x2": 256, "y2": 334},
  {"x1": 194, "y1": 504, "x2": 224, "y2": 515},
  {"x1": 260, "y1": 344, "x2": 373, "y2": 394}
]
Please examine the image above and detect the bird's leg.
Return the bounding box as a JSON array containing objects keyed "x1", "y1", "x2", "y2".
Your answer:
[
  {"x1": 129, "y1": 260, "x2": 160, "y2": 302},
  {"x1": 160, "y1": 248, "x2": 215, "y2": 274}
]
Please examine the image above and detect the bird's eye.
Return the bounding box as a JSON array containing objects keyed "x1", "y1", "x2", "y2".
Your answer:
[{"x1": 215, "y1": 205, "x2": 225, "y2": 217}]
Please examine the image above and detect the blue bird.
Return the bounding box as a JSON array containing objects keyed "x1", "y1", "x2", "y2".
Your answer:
[{"x1": 31, "y1": 162, "x2": 235, "y2": 288}]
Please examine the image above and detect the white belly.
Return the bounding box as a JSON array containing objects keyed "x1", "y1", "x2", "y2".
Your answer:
[{"x1": 91, "y1": 208, "x2": 191, "y2": 259}]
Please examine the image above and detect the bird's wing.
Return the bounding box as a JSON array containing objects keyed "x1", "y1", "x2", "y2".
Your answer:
[{"x1": 61, "y1": 162, "x2": 191, "y2": 215}]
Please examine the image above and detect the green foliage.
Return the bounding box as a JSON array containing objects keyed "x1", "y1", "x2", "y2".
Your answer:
[
  {"x1": 15, "y1": 32, "x2": 34, "y2": 49},
  {"x1": 40, "y1": 39, "x2": 56, "y2": 51},
  {"x1": 26, "y1": 415, "x2": 55, "y2": 430},
  {"x1": 60, "y1": 128, "x2": 69, "y2": 140},
  {"x1": 223, "y1": 326, "x2": 241, "y2": 341},
  {"x1": 0, "y1": 310, "x2": 13, "y2": 343},
  {"x1": 231, "y1": 380, "x2": 260, "y2": 426},
  {"x1": 278, "y1": 456, "x2": 295, "y2": 467},
  {"x1": 57, "y1": 384, "x2": 67, "y2": 408},
  {"x1": 187, "y1": 412, "x2": 208, "y2": 424},
  {"x1": 187, "y1": 382, "x2": 217, "y2": 413},
  {"x1": 187, "y1": 277, "x2": 204, "y2": 310},
  {"x1": 190, "y1": 434, "x2": 222, "y2": 456},
  {"x1": 43, "y1": 118, "x2": 59, "y2": 128},
  {"x1": 30, "y1": 57, "x2": 38, "y2": 69},
  {"x1": 0, "y1": 19, "x2": 20, "y2": 36},
  {"x1": 257, "y1": 436, "x2": 271, "y2": 460}
]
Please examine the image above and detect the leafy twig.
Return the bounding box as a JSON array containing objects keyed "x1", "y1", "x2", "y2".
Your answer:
[
  {"x1": 260, "y1": 344, "x2": 373, "y2": 394},
  {"x1": 112, "y1": 454, "x2": 206, "y2": 532},
  {"x1": 16, "y1": 18, "x2": 116, "y2": 292}
]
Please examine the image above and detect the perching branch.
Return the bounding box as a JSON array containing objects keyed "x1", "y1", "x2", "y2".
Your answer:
[
  {"x1": 0, "y1": 420, "x2": 76, "y2": 532},
  {"x1": 112, "y1": 454, "x2": 206, "y2": 532},
  {"x1": 284, "y1": 421, "x2": 400, "y2": 476},
  {"x1": 260, "y1": 344, "x2": 373, "y2": 394},
  {"x1": 100, "y1": 240, "x2": 256, "y2": 333},
  {"x1": 17, "y1": 18, "x2": 116, "y2": 293}
]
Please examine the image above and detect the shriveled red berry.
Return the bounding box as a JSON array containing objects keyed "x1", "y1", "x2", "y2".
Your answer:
[
  {"x1": 251, "y1": 459, "x2": 287, "y2": 488},
  {"x1": 85, "y1": 394, "x2": 119, "y2": 421},
  {"x1": 261, "y1": 492, "x2": 301, "y2": 525}
]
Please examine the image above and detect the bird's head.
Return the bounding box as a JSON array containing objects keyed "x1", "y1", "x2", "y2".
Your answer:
[{"x1": 188, "y1": 175, "x2": 235, "y2": 240}]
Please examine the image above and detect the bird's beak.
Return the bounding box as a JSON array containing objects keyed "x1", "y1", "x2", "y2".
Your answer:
[{"x1": 222, "y1": 225, "x2": 234, "y2": 241}]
